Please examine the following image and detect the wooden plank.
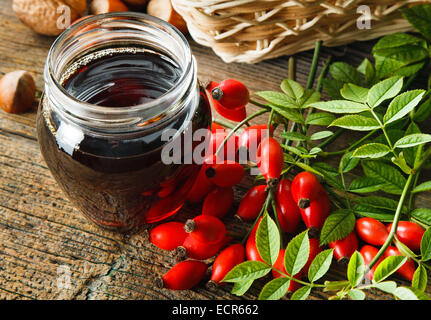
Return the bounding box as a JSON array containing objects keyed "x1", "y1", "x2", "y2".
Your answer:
[{"x1": 0, "y1": 0, "x2": 430, "y2": 300}]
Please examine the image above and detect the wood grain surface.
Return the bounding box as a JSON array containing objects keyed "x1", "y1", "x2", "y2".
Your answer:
[{"x1": 0, "y1": 0, "x2": 430, "y2": 300}]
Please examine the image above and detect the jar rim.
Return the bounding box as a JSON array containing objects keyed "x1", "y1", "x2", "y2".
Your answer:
[{"x1": 45, "y1": 12, "x2": 195, "y2": 126}]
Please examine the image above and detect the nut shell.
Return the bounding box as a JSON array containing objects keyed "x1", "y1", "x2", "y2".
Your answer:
[
  {"x1": 13, "y1": 0, "x2": 86, "y2": 36},
  {"x1": 0, "y1": 71, "x2": 36, "y2": 114}
]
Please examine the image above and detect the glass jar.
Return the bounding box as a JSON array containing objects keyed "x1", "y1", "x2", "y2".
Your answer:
[{"x1": 37, "y1": 13, "x2": 211, "y2": 233}]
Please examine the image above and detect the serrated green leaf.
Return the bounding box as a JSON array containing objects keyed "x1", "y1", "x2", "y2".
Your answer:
[
  {"x1": 349, "y1": 177, "x2": 385, "y2": 193},
  {"x1": 392, "y1": 61, "x2": 426, "y2": 78},
  {"x1": 256, "y1": 214, "x2": 281, "y2": 266},
  {"x1": 420, "y1": 228, "x2": 431, "y2": 261},
  {"x1": 413, "y1": 99, "x2": 431, "y2": 122},
  {"x1": 393, "y1": 287, "x2": 419, "y2": 300},
  {"x1": 330, "y1": 62, "x2": 362, "y2": 85},
  {"x1": 323, "y1": 280, "x2": 350, "y2": 292},
  {"x1": 309, "y1": 147, "x2": 322, "y2": 155},
  {"x1": 299, "y1": 89, "x2": 321, "y2": 108},
  {"x1": 394, "y1": 239, "x2": 419, "y2": 259},
  {"x1": 348, "y1": 289, "x2": 366, "y2": 300},
  {"x1": 295, "y1": 162, "x2": 324, "y2": 177},
  {"x1": 367, "y1": 76, "x2": 403, "y2": 108},
  {"x1": 412, "y1": 265, "x2": 427, "y2": 292},
  {"x1": 412, "y1": 181, "x2": 431, "y2": 193},
  {"x1": 330, "y1": 115, "x2": 380, "y2": 131},
  {"x1": 312, "y1": 162, "x2": 339, "y2": 176},
  {"x1": 352, "y1": 143, "x2": 391, "y2": 159},
  {"x1": 269, "y1": 104, "x2": 304, "y2": 123},
  {"x1": 308, "y1": 249, "x2": 333, "y2": 282},
  {"x1": 383, "y1": 90, "x2": 426, "y2": 125},
  {"x1": 353, "y1": 204, "x2": 396, "y2": 222},
  {"x1": 353, "y1": 196, "x2": 404, "y2": 212},
  {"x1": 403, "y1": 122, "x2": 422, "y2": 167},
  {"x1": 323, "y1": 78, "x2": 344, "y2": 99},
  {"x1": 411, "y1": 208, "x2": 431, "y2": 226},
  {"x1": 339, "y1": 151, "x2": 359, "y2": 173},
  {"x1": 373, "y1": 281, "x2": 397, "y2": 294},
  {"x1": 341, "y1": 83, "x2": 369, "y2": 103},
  {"x1": 309, "y1": 100, "x2": 368, "y2": 114},
  {"x1": 310, "y1": 131, "x2": 334, "y2": 141},
  {"x1": 347, "y1": 251, "x2": 365, "y2": 287},
  {"x1": 372, "y1": 33, "x2": 426, "y2": 52},
  {"x1": 320, "y1": 210, "x2": 356, "y2": 245},
  {"x1": 231, "y1": 280, "x2": 254, "y2": 296},
  {"x1": 305, "y1": 112, "x2": 336, "y2": 126},
  {"x1": 255, "y1": 91, "x2": 297, "y2": 108},
  {"x1": 374, "y1": 256, "x2": 407, "y2": 282},
  {"x1": 290, "y1": 286, "x2": 311, "y2": 300},
  {"x1": 281, "y1": 79, "x2": 304, "y2": 100},
  {"x1": 258, "y1": 277, "x2": 290, "y2": 300},
  {"x1": 394, "y1": 134, "x2": 431, "y2": 149},
  {"x1": 280, "y1": 131, "x2": 307, "y2": 141},
  {"x1": 402, "y1": 4, "x2": 431, "y2": 40},
  {"x1": 285, "y1": 230, "x2": 310, "y2": 276},
  {"x1": 362, "y1": 161, "x2": 406, "y2": 195},
  {"x1": 357, "y1": 58, "x2": 375, "y2": 86},
  {"x1": 222, "y1": 261, "x2": 271, "y2": 283}
]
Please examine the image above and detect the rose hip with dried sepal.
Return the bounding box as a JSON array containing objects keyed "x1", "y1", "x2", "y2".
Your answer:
[
  {"x1": 291, "y1": 171, "x2": 321, "y2": 209},
  {"x1": 156, "y1": 260, "x2": 207, "y2": 290},
  {"x1": 275, "y1": 179, "x2": 301, "y2": 233},
  {"x1": 205, "y1": 161, "x2": 244, "y2": 188},
  {"x1": 149, "y1": 222, "x2": 187, "y2": 251},
  {"x1": 175, "y1": 235, "x2": 232, "y2": 261},
  {"x1": 184, "y1": 215, "x2": 226, "y2": 244},
  {"x1": 329, "y1": 230, "x2": 358, "y2": 264},
  {"x1": 211, "y1": 79, "x2": 250, "y2": 110},
  {"x1": 257, "y1": 137, "x2": 284, "y2": 184},
  {"x1": 207, "y1": 243, "x2": 245, "y2": 289}
]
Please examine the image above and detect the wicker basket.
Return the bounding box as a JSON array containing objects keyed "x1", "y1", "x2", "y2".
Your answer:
[{"x1": 172, "y1": 0, "x2": 430, "y2": 64}]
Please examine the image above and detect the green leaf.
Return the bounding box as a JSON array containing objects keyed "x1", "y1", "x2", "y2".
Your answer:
[
  {"x1": 258, "y1": 277, "x2": 291, "y2": 300},
  {"x1": 269, "y1": 104, "x2": 304, "y2": 123},
  {"x1": 413, "y1": 99, "x2": 431, "y2": 122},
  {"x1": 330, "y1": 115, "x2": 380, "y2": 131},
  {"x1": 339, "y1": 151, "x2": 360, "y2": 173},
  {"x1": 373, "y1": 281, "x2": 397, "y2": 294},
  {"x1": 256, "y1": 214, "x2": 281, "y2": 266},
  {"x1": 330, "y1": 62, "x2": 362, "y2": 85},
  {"x1": 367, "y1": 76, "x2": 403, "y2": 108},
  {"x1": 392, "y1": 61, "x2": 426, "y2": 78},
  {"x1": 393, "y1": 287, "x2": 420, "y2": 300},
  {"x1": 402, "y1": 4, "x2": 431, "y2": 40},
  {"x1": 320, "y1": 210, "x2": 356, "y2": 245},
  {"x1": 290, "y1": 286, "x2": 311, "y2": 300},
  {"x1": 383, "y1": 90, "x2": 426, "y2": 125},
  {"x1": 412, "y1": 181, "x2": 431, "y2": 193},
  {"x1": 374, "y1": 256, "x2": 407, "y2": 282},
  {"x1": 403, "y1": 122, "x2": 422, "y2": 167},
  {"x1": 394, "y1": 134, "x2": 431, "y2": 149},
  {"x1": 312, "y1": 162, "x2": 339, "y2": 176},
  {"x1": 411, "y1": 208, "x2": 431, "y2": 226},
  {"x1": 420, "y1": 227, "x2": 431, "y2": 261},
  {"x1": 255, "y1": 91, "x2": 296, "y2": 108},
  {"x1": 348, "y1": 289, "x2": 366, "y2": 300},
  {"x1": 353, "y1": 204, "x2": 396, "y2": 222},
  {"x1": 309, "y1": 147, "x2": 322, "y2": 155},
  {"x1": 298, "y1": 89, "x2": 321, "y2": 108},
  {"x1": 412, "y1": 265, "x2": 427, "y2": 292},
  {"x1": 284, "y1": 230, "x2": 310, "y2": 276},
  {"x1": 222, "y1": 261, "x2": 272, "y2": 283},
  {"x1": 362, "y1": 161, "x2": 406, "y2": 195},
  {"x1": 349, "y1": 177, "x2": 385, "y2": 193},
  {"x1": 340, "y1": 83, "x2": 369, "y2": 103},
  {"x1": 394, "y1": 239, "x2": 419, "y2": 259},
  {"x1": 231, "y1": 280, "x2": 254, "y2": 296},
  {"x1": 372, "y1": 32, "x2": 426, "y2": 52},
  {"x1": 357, "y1": 58, "x2": 375, "y2": 86},
  {"x1": 310, "y1": 131, "x2": 334, "y2": 141},
  {"x1": 323, "y1": 78, "x2": 344, "y2": 99},
  {"x1": 309, "y1": 100, "x2": 368, "y2": 114},
  {"x1": 352, "y1": 143, "x2": 391, "y2": 159},
  {"x1": 281, "y1": 79, "x2": 304, "y2": 100},
  {"x1": 347, "y1": 251, "x2": 365, "y2": 287},
  {"x1": 308, "y1": 249, "x2": 334, "y2": 282},
  {"x1": 280, "y1": 132, "x2": 307, "y2": 141},
  {"x1": 354, "y1": 196, "x2": 405, "y2": 213},
  {"x1": 305, "y1": 112, "x2": 335, "y2": 126}
]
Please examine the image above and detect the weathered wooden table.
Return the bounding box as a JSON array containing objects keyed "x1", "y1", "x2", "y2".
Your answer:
[{"x1": 1, "y1": 0, "x2": 430, "y2": 300}]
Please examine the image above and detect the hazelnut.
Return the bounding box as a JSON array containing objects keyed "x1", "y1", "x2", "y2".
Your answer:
[
  {"x1": 90, "y1": 0, "x2": 129, "y2": 14},
  {"x1": 13, "y1": 0, "x2": 87, "y2": 36},
  {"x1": 0, "y1": 71, "x2": 36, "y2": 114},
  {"x1": 147, "y1": 0, "x2": 187, "y2": 34}
]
